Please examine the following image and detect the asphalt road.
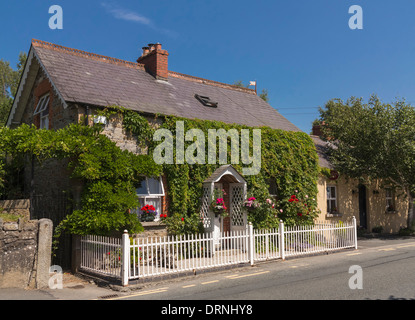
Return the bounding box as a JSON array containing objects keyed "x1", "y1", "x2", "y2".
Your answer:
[{"x1": 1, "y1": 237, "x2": 415, "y2": 302}]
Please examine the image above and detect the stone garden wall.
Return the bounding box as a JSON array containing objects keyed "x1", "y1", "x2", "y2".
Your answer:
[{"x1": 0, "y1": 218, "x2": 53, "y2": 289}]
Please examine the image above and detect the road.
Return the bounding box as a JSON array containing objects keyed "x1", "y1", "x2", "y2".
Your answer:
[{"x1": 1, "y1": 237, "x2": 414, "y2": 302}]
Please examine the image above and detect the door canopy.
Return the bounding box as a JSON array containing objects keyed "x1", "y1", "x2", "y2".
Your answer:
[{"x1": 203, "y1": 165, "x2": 246, "y2": 185}]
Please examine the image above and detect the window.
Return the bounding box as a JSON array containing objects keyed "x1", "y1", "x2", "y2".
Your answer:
[
  {"x1": 268, "y1": 178, "x2": 278, "y2": 199},
  {"x1": 195, "y1": 94, "x2": 218, "y2": 108},
  {"x1": 34, "y1": 94, "x2": 50, "y2": 129},
  {"x1": 385, "y1": 188, "x2": 395, "y2": 212},
  {"x1": 327, "y1": 185, "x2": 337, "y2": 213},
  {"x1": 133, "y1": 177, "x2": 165, "y2": 222}
]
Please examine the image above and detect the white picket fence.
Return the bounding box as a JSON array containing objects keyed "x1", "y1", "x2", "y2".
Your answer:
[{"x1": 79, "y1": 218, "x2": 357, "y2": 286}]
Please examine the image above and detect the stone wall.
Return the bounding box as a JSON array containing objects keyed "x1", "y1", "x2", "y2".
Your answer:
[
  {"x1": 0, "y1": 199, "x2": 30, "y2": 220},
  {"x1": 135, "y1": 222, "x2": 168, "y2": 238},
  {"x1": 0, "y1": 218, "x2": 53, "y2": 289}
]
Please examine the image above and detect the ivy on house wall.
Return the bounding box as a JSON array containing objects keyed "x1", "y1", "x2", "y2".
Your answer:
[
  {"x1": 0, "y1": 105, "x2": 321, "y2": 239},
  {"x1": 153, "y1": 116, "x2": 321, "y2": 228},
  {"x1": 97, "y1": 106, "x2": 321, "y2": 230},
  {"x1": 99, "y1": 105, "x2": 321, "y2": 229},
  {"x1": 0, "y1": 122, "x2": 162, "y2": 238}
]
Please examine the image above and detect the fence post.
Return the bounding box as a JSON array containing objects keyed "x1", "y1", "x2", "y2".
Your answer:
[
  {"x1": 248, "y1": 223, "x2": 254, "y2": 266},
  {"x1": 122, "y1": 230, "x2": 130, "y2": 286},
  {"x1": 353, "y1": 216, "x2": 358, "y2": 250},
  {"x1": 279, "y1": 220, "x2": 285, "y2": 261}
]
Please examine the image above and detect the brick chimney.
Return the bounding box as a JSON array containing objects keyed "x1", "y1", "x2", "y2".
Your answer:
[
  {"x1": 312, "y1": 124, "x2": 323, "y2": 137},
  {"x1": 137, "y1": 42, "x2": 169, "y2": 80}
]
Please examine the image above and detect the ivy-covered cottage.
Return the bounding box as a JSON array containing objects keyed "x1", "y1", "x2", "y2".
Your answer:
[{"x1": 6, "y1": 39, "x2": 322, "y2": 267}]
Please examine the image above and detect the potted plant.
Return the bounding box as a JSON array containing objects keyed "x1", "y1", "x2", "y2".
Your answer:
[
  {"x1": 244, "y1": 197, "x2": 259, "y2": 212},
  {"x1": 139, "y1": 204, "x2": 157, "y2": 222},
  {"x1": 210, "y1": 197, "x2": 228, "y2": 217}
]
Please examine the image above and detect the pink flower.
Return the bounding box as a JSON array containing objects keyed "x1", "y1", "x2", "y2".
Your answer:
[
  {"x1": 248, "y1": 197, "x2": 256, "y2": 201},
  {"x1": 280, "y1": 209, "x2": 283, "y2": 213}
]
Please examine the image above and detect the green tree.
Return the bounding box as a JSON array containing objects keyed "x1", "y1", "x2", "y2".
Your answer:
[
  {"x1": 0, "y1": 52, "x2": 27, "y2": 125},
  {"x1": 317, "y1": 95, "x2": 415, "y2": 229}
]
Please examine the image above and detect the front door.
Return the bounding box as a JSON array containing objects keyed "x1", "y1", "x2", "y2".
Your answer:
[
  {"x1": 358, "y1": 184, "x2": 367, "y2": 229},
  {"x1": 230, "y1": 183, "x2": 246, "y2": 232}
]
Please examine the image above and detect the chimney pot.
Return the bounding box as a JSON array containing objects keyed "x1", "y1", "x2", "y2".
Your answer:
[
  {"x1": 154, "y1": 43, "x2": 162, "y2": 50},
  {"x1": 142, "y1": 46, "x2": 150, "y2": 56}
]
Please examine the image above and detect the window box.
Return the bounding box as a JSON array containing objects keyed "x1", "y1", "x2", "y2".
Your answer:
[{"x1": 326, "y1": 213, "x2": 343, "y2": 218}]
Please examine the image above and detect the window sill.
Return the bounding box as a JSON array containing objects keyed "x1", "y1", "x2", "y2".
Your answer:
[
  {"x1": 326, "y1": 213, "x2": 342, "y2": 217},
  {"x1": 141, "y1": 221, "x2": 166, "y2": 227}
]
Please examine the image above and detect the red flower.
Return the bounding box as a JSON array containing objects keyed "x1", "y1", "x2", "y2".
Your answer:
[
  {"x1": 295, "y1": 198, "x2": 299, "y2": 202},
  {"x1": 297, "y1": 213, "x2": 302, "y2": 216},
  {"x1": 181, "y1": 217, "x2": 184, "y2": 221},
  {"x1": 291, "y1": 195, "x2": 296, "y2": 199},
  {"x1": 289, "y1": 199, "x2": 294, "y2": 202}
]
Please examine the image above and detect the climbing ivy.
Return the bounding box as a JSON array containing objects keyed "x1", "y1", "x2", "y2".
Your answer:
[
  {"x1": 0, "y1": 105, "x2": 321, "y2": 239},
  {"x1": 147, "y1": 115, "x2": 320, "y2": 229},
  {"x1": 0, "y1": 122, "x2": 162, "y2": 237},
  {"x1": 98, "y1": 107, "x2": 321, "y2": 229}
]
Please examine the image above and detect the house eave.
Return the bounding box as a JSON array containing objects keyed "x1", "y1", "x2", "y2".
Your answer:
[{"x1": 6, "y1": 44, "x2": 68, "y2": 128}]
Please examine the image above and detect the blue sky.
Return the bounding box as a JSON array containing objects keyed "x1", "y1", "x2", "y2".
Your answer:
[{"x1": 1, "y1": 1, "x2": 415, "y2": 133}]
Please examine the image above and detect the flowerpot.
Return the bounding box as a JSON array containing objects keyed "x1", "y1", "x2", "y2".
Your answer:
[{"x1": 214, "y1": 208, "x2": 224, "y2": 217}]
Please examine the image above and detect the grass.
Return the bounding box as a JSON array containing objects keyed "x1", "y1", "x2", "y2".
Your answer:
[{"x1": 0, "y1": 208, "x2": 25, "y2": 222}]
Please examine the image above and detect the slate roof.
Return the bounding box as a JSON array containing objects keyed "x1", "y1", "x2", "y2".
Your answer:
[
  {"x1": 310, "y1": 135, "x2": 333, "y2": 169},
  {"x1": 31, "y1": 39, "x2": 300, "y2": 132}
]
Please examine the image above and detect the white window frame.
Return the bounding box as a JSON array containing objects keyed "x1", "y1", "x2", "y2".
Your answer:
[
  {"x1": 135, "y1": 176, "x2": 165, "y2": 222},
  {"x1": 34, "y1": 94, "x2": 50, "y2": 129},
  {"x1": 385, "y1": 188, "x2": 395, "y2": 212},
  {"x1": 327, "y1": 185, "x2": 337, "y2": 214}
]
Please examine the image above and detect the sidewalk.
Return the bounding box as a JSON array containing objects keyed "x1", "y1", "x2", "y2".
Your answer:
[{"x1": 0, "y1": 272, "x2": 115, "y2": 300}]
